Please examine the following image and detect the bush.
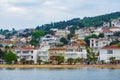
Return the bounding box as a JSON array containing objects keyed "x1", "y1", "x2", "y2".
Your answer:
[{"x1": 44, "y1": 61, "x2": 49, "y2": 64}]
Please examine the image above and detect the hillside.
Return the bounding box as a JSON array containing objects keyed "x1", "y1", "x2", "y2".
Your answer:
[
  {"x1": 0, "y1": 12, "x2": 120, "y2": 37},
  {"x1": 36, "y1": 12, "x2": 120, "y2": 31}
]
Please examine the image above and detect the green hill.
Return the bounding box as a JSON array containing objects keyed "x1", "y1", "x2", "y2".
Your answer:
[{"x1": 36, "y1": 12, "x2": 120, "y2": 31}]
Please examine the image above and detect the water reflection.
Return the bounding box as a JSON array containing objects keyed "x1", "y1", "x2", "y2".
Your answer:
[{"x1": 5, "y1": 68, "x2": 16, "y2": 70}]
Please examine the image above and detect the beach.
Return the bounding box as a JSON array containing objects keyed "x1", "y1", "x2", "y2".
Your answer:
[{"x1": 0, "y1": 64, "x2": 120, "y2": 69}]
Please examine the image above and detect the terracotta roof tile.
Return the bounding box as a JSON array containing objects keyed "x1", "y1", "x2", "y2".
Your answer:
[
  {"x1": 103, "y1": 29, "x2": 112, "y2": 32},
  {"x1": 102, "y1": 45, "x2": 120, "y2": 49},
  {"x1": 21, "y1": 46, "x2": 35, "y2": 50}
]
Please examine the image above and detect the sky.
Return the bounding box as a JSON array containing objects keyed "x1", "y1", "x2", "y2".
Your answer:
[{"x1": 0, "y1": 0, "x2": 120, "y2": 30}]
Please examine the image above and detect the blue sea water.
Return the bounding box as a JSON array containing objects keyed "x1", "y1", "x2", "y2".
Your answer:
[{"x1": 0, "y1": 68, "x2": 120, "y2": 80}]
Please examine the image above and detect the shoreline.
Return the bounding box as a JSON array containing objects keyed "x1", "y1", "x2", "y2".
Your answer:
[{"x1": 0, "y1": 64, "x2": 120, "y2": 69}]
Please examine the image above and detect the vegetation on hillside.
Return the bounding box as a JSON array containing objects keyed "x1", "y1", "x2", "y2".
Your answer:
[{"x1": 36, "y1": 12, "x2": 120, "y2": 32}]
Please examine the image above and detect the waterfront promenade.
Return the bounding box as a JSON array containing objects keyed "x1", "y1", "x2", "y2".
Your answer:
[{"x1": 0, "y1": 64, "x2": 120, "y2": 69}]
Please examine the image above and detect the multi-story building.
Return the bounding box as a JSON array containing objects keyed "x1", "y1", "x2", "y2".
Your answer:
[
  {"x1": 55, "y1": 29, "x2": 70, "y2": 38},
  {"x1": 65, "y1": 44, "x2": 87, "y2": 62},
  {"x1": 90, "y1": 38, "x2": 111, "y2": 51},
  {"x1": 48, "y1": 47, "x2": 66, "y2": 63},
  {"x1": 111, "y1": 18, "x2": 120, "y2": 27},
  {"x1": 102, "y1": 29, "x2": 113, "y2": 36},
  {"x1": 38, "y1": 44, "x2": 50, "y2": 62},
  {"x1": 15, "y1": 46, "x2": 38, "y2": 64},
  {"x1": 40, "y1": 34, "x2": 60, "y2": 45},
  {"x1": 99, "y1": 45, "x2": 120, "y2": 63}
]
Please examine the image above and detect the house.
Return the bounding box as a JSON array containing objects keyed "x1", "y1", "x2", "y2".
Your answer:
[
  {"x1": 90, "y1": 38, "x2": 111, "y2": 48},
  {"x1": 111, "y1": 18, "x2": 120, "y2": 27},
  {"x1": 0, "y1": 34, "x2": 5, "y2": 39},
  {"x1": 75, "y1": 29, "x2": 85, "y2": 40},
  {"x1": 40, "y1": 34, "x2": 60, "y2": 46},
  {"x1": 38, "y1": 43, "x2": 50, "y2": 62},
  {"x1": 102, "y1": 29, "x2": 113, "y2": 36},
  {"x1": 15, "y1": 46, "x2": 38, "y2": 64},
  {"x1": 103, "y1": 22, "x2": 110, "y2": 27},
  {"x1": 75, "y1": 29, "x2": 82, "y2": 35},
  {"x1": 110, "y1": 26, "x2": 120, "y2": 32},
  {"x1": 99, "y1": 45, "x2": 120, "y2": 63},
  {"x1": 90, "y1": 38, "x2": 111, "y2": 53},
  {"x1": 48, "y1": 47, "x2": 66, "y2": 63},
  {"x1": 65, "y1": 44, "x2": 87, "y2": 62},
  {"x1": 55, "y1": 29, "x2": 70, "y2": 38}
]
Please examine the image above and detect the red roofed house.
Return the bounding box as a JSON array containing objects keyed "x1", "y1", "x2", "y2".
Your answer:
[
  {"x1": 90, "y1": 38, "x2": 111, "y2": 49},
  {"x1": 99, "y1": 45, "x2": 120, "y2": 63},
  {"x1": 102, "y1": 29, "x2": 113, "y2": 36},
  {"x1": 110, "y1": 26, "x2": 120, "y2": 32},
  {"x1": 15, "y1": 46, "x2": 38, "y2": 64}
]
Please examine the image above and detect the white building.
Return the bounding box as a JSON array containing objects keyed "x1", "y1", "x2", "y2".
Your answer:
[
  {"x1": 0, "y1": 34, "x2": 5, "y2": 39},
  {"x1": 110, "y1": 26, "x2": 120, "y2": 32},
  {"x1": 65, "y1": 45, "x2": 87, "y2": 61},
  {"x1": 90, "y1": 38, "x2": 111, "y2": 48},
  {"x1": 103, "y1": 22, "x2": 110, "y2": 27},
  {"x1": 102, "y1": 29, "x2": 113, "y2": 36},
  {"x1": 41, "y1": 34, "x2": 60, "y2": 45},
  {"x1": 99, "y1": 45, "x2": 120, "y2": 63},
  {"x1": 111, "y1": 18, "x2": 120, "y2": 27},
  {"x1": 38, "y1": 44, "x2": 50, "y2": 62},
  {"x1": 55, "y1": 29, "x2": 70, "y2": 38},
  {"x1": 90, "y1": 38, "x2": 112, "y2": 53},
  {"x1": 15, "y1": 46, "x2": 38, "y2": 64}
]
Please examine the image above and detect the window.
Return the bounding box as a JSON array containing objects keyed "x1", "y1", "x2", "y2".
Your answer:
[
  {"x1": 92, "y1": 44, "x2": 94, "y2": 47},
  {"x1": 22, "y1": 51, "x2": 29, "y2": 53},
  {"x1": 96, "y1": 41, "x2": 98, "y2": 43},
  {"x1": 107, "y1": 50, "x2": 113, "y2": 54},
  {"x1": 92, "y1": 40, "x2": 94, "y2": 42},
  {"x1": 31, "y1": 56, "x2": 33, "y2": 59},
  {"x1": 17, "y1": 51, "x2": 21, "y2": 53},
  {"x1": 31, "y1": 51, "x2": 33, "y2": 53}
]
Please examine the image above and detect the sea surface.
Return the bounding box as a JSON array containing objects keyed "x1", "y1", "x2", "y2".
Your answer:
[{"x1": 0, "y1": 68, "x2": 120, "y2": 80}]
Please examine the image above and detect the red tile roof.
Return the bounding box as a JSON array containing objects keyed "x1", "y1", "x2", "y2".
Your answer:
[
  {"x1": 103, "y1": 29, "x2": 112, "y2": 32},
  {"x1": 110, "y1": 26, "x2": 120, "y2": 29},
  {"x1": 98, "y1": 38, "x2": 107, "y2": 41},
  {"x1": 21, "y1": 46, "x2": 35, "y2": 50},
  {"x1": 102, "y1": 45, "x2": 120, "y2": 49}
]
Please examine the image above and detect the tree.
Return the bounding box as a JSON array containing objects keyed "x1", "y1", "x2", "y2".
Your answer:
[
  {"x1": 67, "y1": 34, "x2": 73, "y2": 40},
  {"x1": 114, "y1": 31, "x2": 120, "y2": 37},
  {"x1": 30, "y1": 30, "x2": 45, "y2": 47},
  {"x1": 20, "y1": 58, "x2": 26, "y2": 64},
  {"x1": 37, "y1": 59, "x2": 42, "y2": 65},
  {"x1": 98, "y1": 33, "x2": 104, "y2": 38},
  {"x1": 4, "y1": 51, "x2": 17, "y2": 64},
  {"x1": 29, "y1": 60, "x2": 34, "y2": 64},
  {"x1": 117, "y1": 42, "x2": 120, "y2": 48},
  {"x1": 67, "y1": 58, "x2": 74, "y2": 65},
  {"x1": 76, "y1": 57, "x2": 82, "y2": 63},
  {"x1": 60, "y1": 37, "x2": 68, "y2": 45},
  {"x1": 4, "y1": 45, "x2": 10, "y2": 49},
  {"x1": 55, "y1": 56, "x2": 64, "y2": 65},
  {"x1": 86, "y1": 48, "x2": 98, "y2": 64},
  {"x1": 0, "y1": 49, "x2": 4, "y2": 59},
  {"x1": 109, "y1": 57, "x2": 116, "y2": 64},
  {"x1": 74, "y1": 57, "x2": 81, "y2": 64}
]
